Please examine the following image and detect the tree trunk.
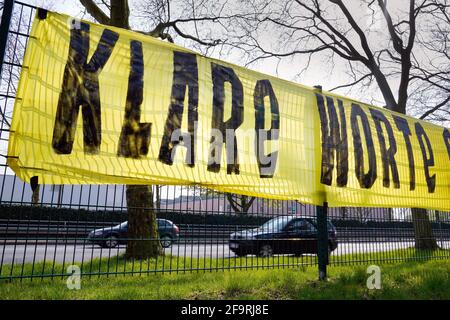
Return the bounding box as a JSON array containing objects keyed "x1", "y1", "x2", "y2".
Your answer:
[
  {"x1": 31, "y1": 185, "x2": 40, "y2": 205},
  {"x1": 367, "y1": 36, "x2": 437, "y2": 251},
  {"x1": 99, "y1": 0, "x2": 162, "y2": 260},
  {"x1": 369, "y1": 67, "x2": 400, "y2": 112},
  {"x1": 126, "y1": 185, "x2": 163, "y2": 259},
  {"x1": 110, "y1": 0, "x2": 130, "y2": 29},
  {"x1": 411, "y1": 208, "x2": 439, "y2": 250},
  {"x1": 155, "y1": 185, "x2": 161, "y2": 210}
]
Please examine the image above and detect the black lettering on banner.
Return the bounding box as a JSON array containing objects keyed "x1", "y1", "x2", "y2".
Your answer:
[
  {"x1": 369, "y1": 108, "x2": 400, "y2": 188},
  {"x1": 415, "y1": 123, "x2": 436, "y2": 193},
  {"x1": 315, "y1": 94, "x2": 348, "y2": 186},
  {"x1": 254, "y1": 80, "x2": 280, "y2": 178},
  {"x1": 208, "y1": 63, "x2": 244, "y2": 174},
  {"x1": 393, "y1": 116, "x2": 415, "y2": 190},
  {"x1": 443, "y1": 129, "x2": 450, "y2": 159},
  {"x1": 158, "y1": 51, "x2": 199, "y2": 166},
  {"x1": 351, "y1": 103, "x2": 377, "y2": 188},
  {"x1": 117, "y1": 40, "x2": 151, "y2": 158},
  {"x1": 52, "y1": 22, "x2": 119, "y2": 154}
]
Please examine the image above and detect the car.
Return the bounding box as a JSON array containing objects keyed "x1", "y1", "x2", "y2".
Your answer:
[
  {"x1": 87, "y1": 219, "x2": 179, "y2": 248},
  {"x1": 229, "y1": 215, "x2": 337, "y2": 257}
]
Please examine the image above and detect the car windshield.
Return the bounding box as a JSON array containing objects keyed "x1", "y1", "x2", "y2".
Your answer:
[
  {"x1": 260, "y1": 216, "x2": 293, "y2": 232},
  {"x1": 158, "y1": 220, "x2": 168, "y2": 227}
]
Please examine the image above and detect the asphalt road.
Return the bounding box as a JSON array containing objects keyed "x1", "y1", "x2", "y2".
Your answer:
[{"x1": 2, "y1": 240, "x2": 448, "y2": 265}]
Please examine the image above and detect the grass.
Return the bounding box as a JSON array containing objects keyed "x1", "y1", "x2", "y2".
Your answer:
[
  {"x1": 0, "y1": 259, "x2": 449, "y2": 299},
  {"x1": 0, "y1": 248, "x2": 449, "y2": 299}
]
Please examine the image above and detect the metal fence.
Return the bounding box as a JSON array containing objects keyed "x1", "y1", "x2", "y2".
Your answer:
[{"x1": 1, "y1": 1, "x2": 449, "y2": 281}]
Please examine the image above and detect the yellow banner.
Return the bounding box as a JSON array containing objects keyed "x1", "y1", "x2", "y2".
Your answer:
[{"x1": 8, "y1": 11, "x2": 450, "y2": 210}]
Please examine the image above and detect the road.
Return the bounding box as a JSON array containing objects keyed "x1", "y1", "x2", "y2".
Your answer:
[{"x1": 2, "y1": 240, "x2": 448, "y2": 265}]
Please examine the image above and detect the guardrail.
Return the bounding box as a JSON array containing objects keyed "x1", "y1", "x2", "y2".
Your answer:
[{"x1": 1, "y1": 219, "x2": 450, "y2": 242}]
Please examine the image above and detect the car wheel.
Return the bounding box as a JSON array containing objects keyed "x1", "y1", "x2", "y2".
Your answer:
[
  {"x1": 104, "y1": 236, "x2": 118, "y2": 248},
  {"x1": 258, "y1": 244, "x2": 273, "y2": 257},
  {"x1": 160, "y1": 235, "x2": 173, "y2": 248}
]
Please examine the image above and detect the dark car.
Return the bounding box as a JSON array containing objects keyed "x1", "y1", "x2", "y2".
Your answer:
[
  {"x1": 88, "y1": 219, "x2": 179, "y2": 248},
  {"x1": 229, "y1": 216, "x2": 337, "y2": 257}
]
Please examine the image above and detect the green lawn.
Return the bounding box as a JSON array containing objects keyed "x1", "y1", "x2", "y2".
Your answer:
[{"x1": 0, "y1": 249, "x2": 449, "y2": 299}]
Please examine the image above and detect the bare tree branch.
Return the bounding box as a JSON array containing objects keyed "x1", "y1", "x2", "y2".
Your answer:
[
  {"x1": 419, "y1": 95, "x2": 450, "y2": 120},
  {"x1": 79, "y1": 0, "x2": 110, "y2": 25},
  {"x1": 329, "y1": 74, "x2": 373, "y2": 92}
]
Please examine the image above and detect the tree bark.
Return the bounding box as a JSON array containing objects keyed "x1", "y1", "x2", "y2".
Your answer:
[
  {"x1": 411, "y1": 208, "x2": 438, "y2": 250},
  {"x1": 372, "y1": 1, "x2": 437, "y2": 251},
  {"x1": 125, "y1": 185, "x2": 163, "y2": 259},
  {"x1": 371, "y1": 67, "x2": 401, "y2": 112},
  {"x1": 110, "y1": 0, "x2": 129, "y2": 29}
]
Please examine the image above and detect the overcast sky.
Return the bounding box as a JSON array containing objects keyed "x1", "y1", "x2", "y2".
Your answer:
[{"x1": 16, "y1": 0, "x2": 412, "y2": 107}]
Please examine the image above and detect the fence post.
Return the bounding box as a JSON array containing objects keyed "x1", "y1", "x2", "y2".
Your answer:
[
  {"x1": 0, "y1": 0, "x2": 15, "y2": 78},
  {"x1": 317, "y1": 202, "x2": 329, "y2": 280}
]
